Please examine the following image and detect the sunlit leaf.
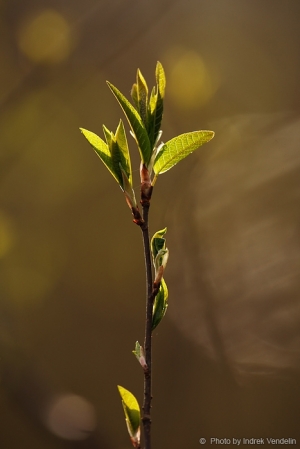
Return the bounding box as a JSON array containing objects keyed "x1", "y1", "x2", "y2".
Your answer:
[
  {"x1": 153, "y1": 130, "x2": 214, "y2": 175},
  {"x1": 152, "y1": 278, "x2": 168, "y2": 330},
  {"x1": 115, "y1": 120, "x2": 132, "y2": 184},
  {"x1": 107, "y1": 81, "x2": 152, "y2": 165},
  {"x1": 80, "y1": 124, "x2": 133, "y2": 191},
  {"x1": 153, "y1": 61, "x2": 165, "y2": 143},
  {"x1": 137, "y1": 69, "x2": 148, "y2": 127},
  {"x1": 131, "y1": 83, "x2": 138, "y2": 109},
  {"x1": 117, "y1": 385, "x2": 141, "y2": 447},
  {"x1": 148, "y1": 86, "x2": 156, "y2": 115},
  {"x1": 80, "y1": 128, "x2": 119, "y2": 184},
  {"x1": 102, "y1": 124, "x2": 113, "y2": 149},
  {"x1": 101, "y1": 123, "x2": 129, "y2": 186},
  {"x1": 147, "y1": 61, "x2": 166, "y2": 149}
]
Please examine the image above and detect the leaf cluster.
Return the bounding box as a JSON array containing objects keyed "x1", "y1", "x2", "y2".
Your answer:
[{"x1": 80, "y1": 62, "x2": 214, "y2": 198}]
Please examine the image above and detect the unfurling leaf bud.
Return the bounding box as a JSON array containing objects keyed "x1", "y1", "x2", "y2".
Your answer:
[
  {"x1": 132, "y1": 341, "x2": 147, "y2": 370},
  {"x1": 154, "y1": 248, "x2": 169, "y2": 279}
]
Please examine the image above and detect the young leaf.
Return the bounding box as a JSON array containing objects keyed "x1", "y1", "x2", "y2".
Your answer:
[
  {"x1": 147, "y1": 61, "x2": 166, "y2": 149},
  {"x1": 152, "y1": 278, "x2": 168, "y2": 330},
  {"x1": 102, "y1": 124, "x2": 113, "y2": 148},
  {"x1": 107, "y1": 81, "x2": 152, "y2": 165},
  {"x1": 102, "y1": 122, "x2": 132, "y2": 188},
  {"x1": 151, "y1": 228, "x2": 169, "y2": 285},
  {"x1": 115, "y1": 120, "x2": 132, "y2": 184},
  {"x1": 131, "y1": 82, "x2": 138, "y2": 109},
  {"x1": 80, "y1": 128, "x2": 120, "y2": 185},
  {"x1": 153, "y1": 61, "x2": 166, "y2": 143},
  {"x1": 81, "y1": 123, "x2": 133, "y2": 191},
  {"x1": 117, "y1": 386, "x2": 141, "y2": 448},
  {"x1": 151, "y1": 227, "x2": 167, "y2": 261},
  {"x1": 153, "y1": 130, "x2": 215, "y2": 176},
  {"x1": 132, "y1": 341, "x2": 147, "y2": 369},
  {"x1": 148, "y1": 86, "x2": 157, "y2": 115},
  {"x1": 137, "y1": 69, "x2": 148, "y2": 127},
  {"x1": 154, "y1": 248, "x2": 169, "y2": 277}
]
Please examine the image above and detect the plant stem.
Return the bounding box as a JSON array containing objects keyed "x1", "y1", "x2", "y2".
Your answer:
[{"x1": 140, "y1": 203, "x2": 153, "y2": 449}]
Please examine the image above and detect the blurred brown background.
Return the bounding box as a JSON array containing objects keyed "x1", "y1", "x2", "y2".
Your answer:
[{"x1": 1, "y1": 0, "x2": 300, "y2": 448}]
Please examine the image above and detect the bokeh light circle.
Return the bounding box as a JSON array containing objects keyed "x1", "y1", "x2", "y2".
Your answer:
[{"x1": 18, "y1": 9, "x2": 73, "y2": 64}]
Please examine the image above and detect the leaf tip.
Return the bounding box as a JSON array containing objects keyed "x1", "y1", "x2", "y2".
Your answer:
[{"x1": 106, "y1": 80, "x2": 114, "y2": 92}]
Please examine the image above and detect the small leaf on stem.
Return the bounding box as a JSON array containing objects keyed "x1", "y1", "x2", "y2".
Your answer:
[
  {"x1": 132, "y1": 341, "x2": 147, "y2": 369},
  {"x1": 152, "y1": 278, "x2": 168, "y2": 330},
  {"x1": 154, "y1": 248, "x2": 169, "y2": 283},
  {"x1": 117, "y1": 386, "x2": 141, "y2": 448},
  {"x1": 151, "y1": 228, "x2": 167, "y2": 260}
]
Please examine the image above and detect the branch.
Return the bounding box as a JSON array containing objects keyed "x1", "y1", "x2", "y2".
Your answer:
[{"x1": 140, "y1": 202, "x2": 153, "y2": 449}]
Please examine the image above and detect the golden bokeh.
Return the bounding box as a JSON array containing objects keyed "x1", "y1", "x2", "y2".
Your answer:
[
  {"x1": 18, "y1": 9, "x2": 73, "y2": 64},
  {"x1": 166, "y1": 47, "x2": 220, "y2": 110}
]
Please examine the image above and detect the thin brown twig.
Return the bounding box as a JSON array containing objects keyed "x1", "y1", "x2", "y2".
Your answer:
[{"x1": 140, "y1": 202, "x2": 153, "y2": 449}]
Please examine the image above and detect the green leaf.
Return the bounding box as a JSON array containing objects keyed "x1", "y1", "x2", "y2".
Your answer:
[
  {"x1": 132, "y1": 341, "x2": 143, "y2": 360},
  {"x1": 153, "y1": 61, "x2": 166, "y2": 141},
  {"x1": 154, "y1": 248, "x2": 169, "y2": 276},
  {"x1": 107, "y1": 81, "x2": 152, "y2": 165},
  {"x1": 151, "y1": 228, "x2": 169, "y2": 283},
  {"x1": 102, "y1": 124, "x2": 113, "y2": 148},
  {"x1": 148, "y1": 86, "x2": 156, "y2": 115},
  {"x1": 115, "y1": 120, "x2": 132, "y2": 184},
  {"x1": 80, "y1": 128, "x2": 119, "y2": 184},
  {"x1": 152, "y1": 278, "x2": 168, "y2": 330},
  {"x1": 131, "y1": 83, "x2": 138, "y2": 109},
  {"x1": 151, "y1": 227, "x2": 167, "y2": 260},
  {"x1": 132, "y1": 341, "x2": 147, "y2": 368},
  {"x1": 153, "y1": 130, "x2": 215, "y2": 176},
  {"x1": 80, "y1": 123, "x2": 133, "y2": 191},
  {"x1": 137, "y1": 69, "x2": 148, "y2": 127},
  {"x1": 117, "y1": 385, "x2": 141, "y2": 446},
  {"x1": 102, "y1": 122, "x2": 132, "y2": 187},
  {"x1": 147, "y1": 61, "x2": 166, "y2": 149}
]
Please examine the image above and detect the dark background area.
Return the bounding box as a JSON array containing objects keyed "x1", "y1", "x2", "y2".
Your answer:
[{"x1": 1, "y1": 1, "x2": 300, "y2": 448}]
